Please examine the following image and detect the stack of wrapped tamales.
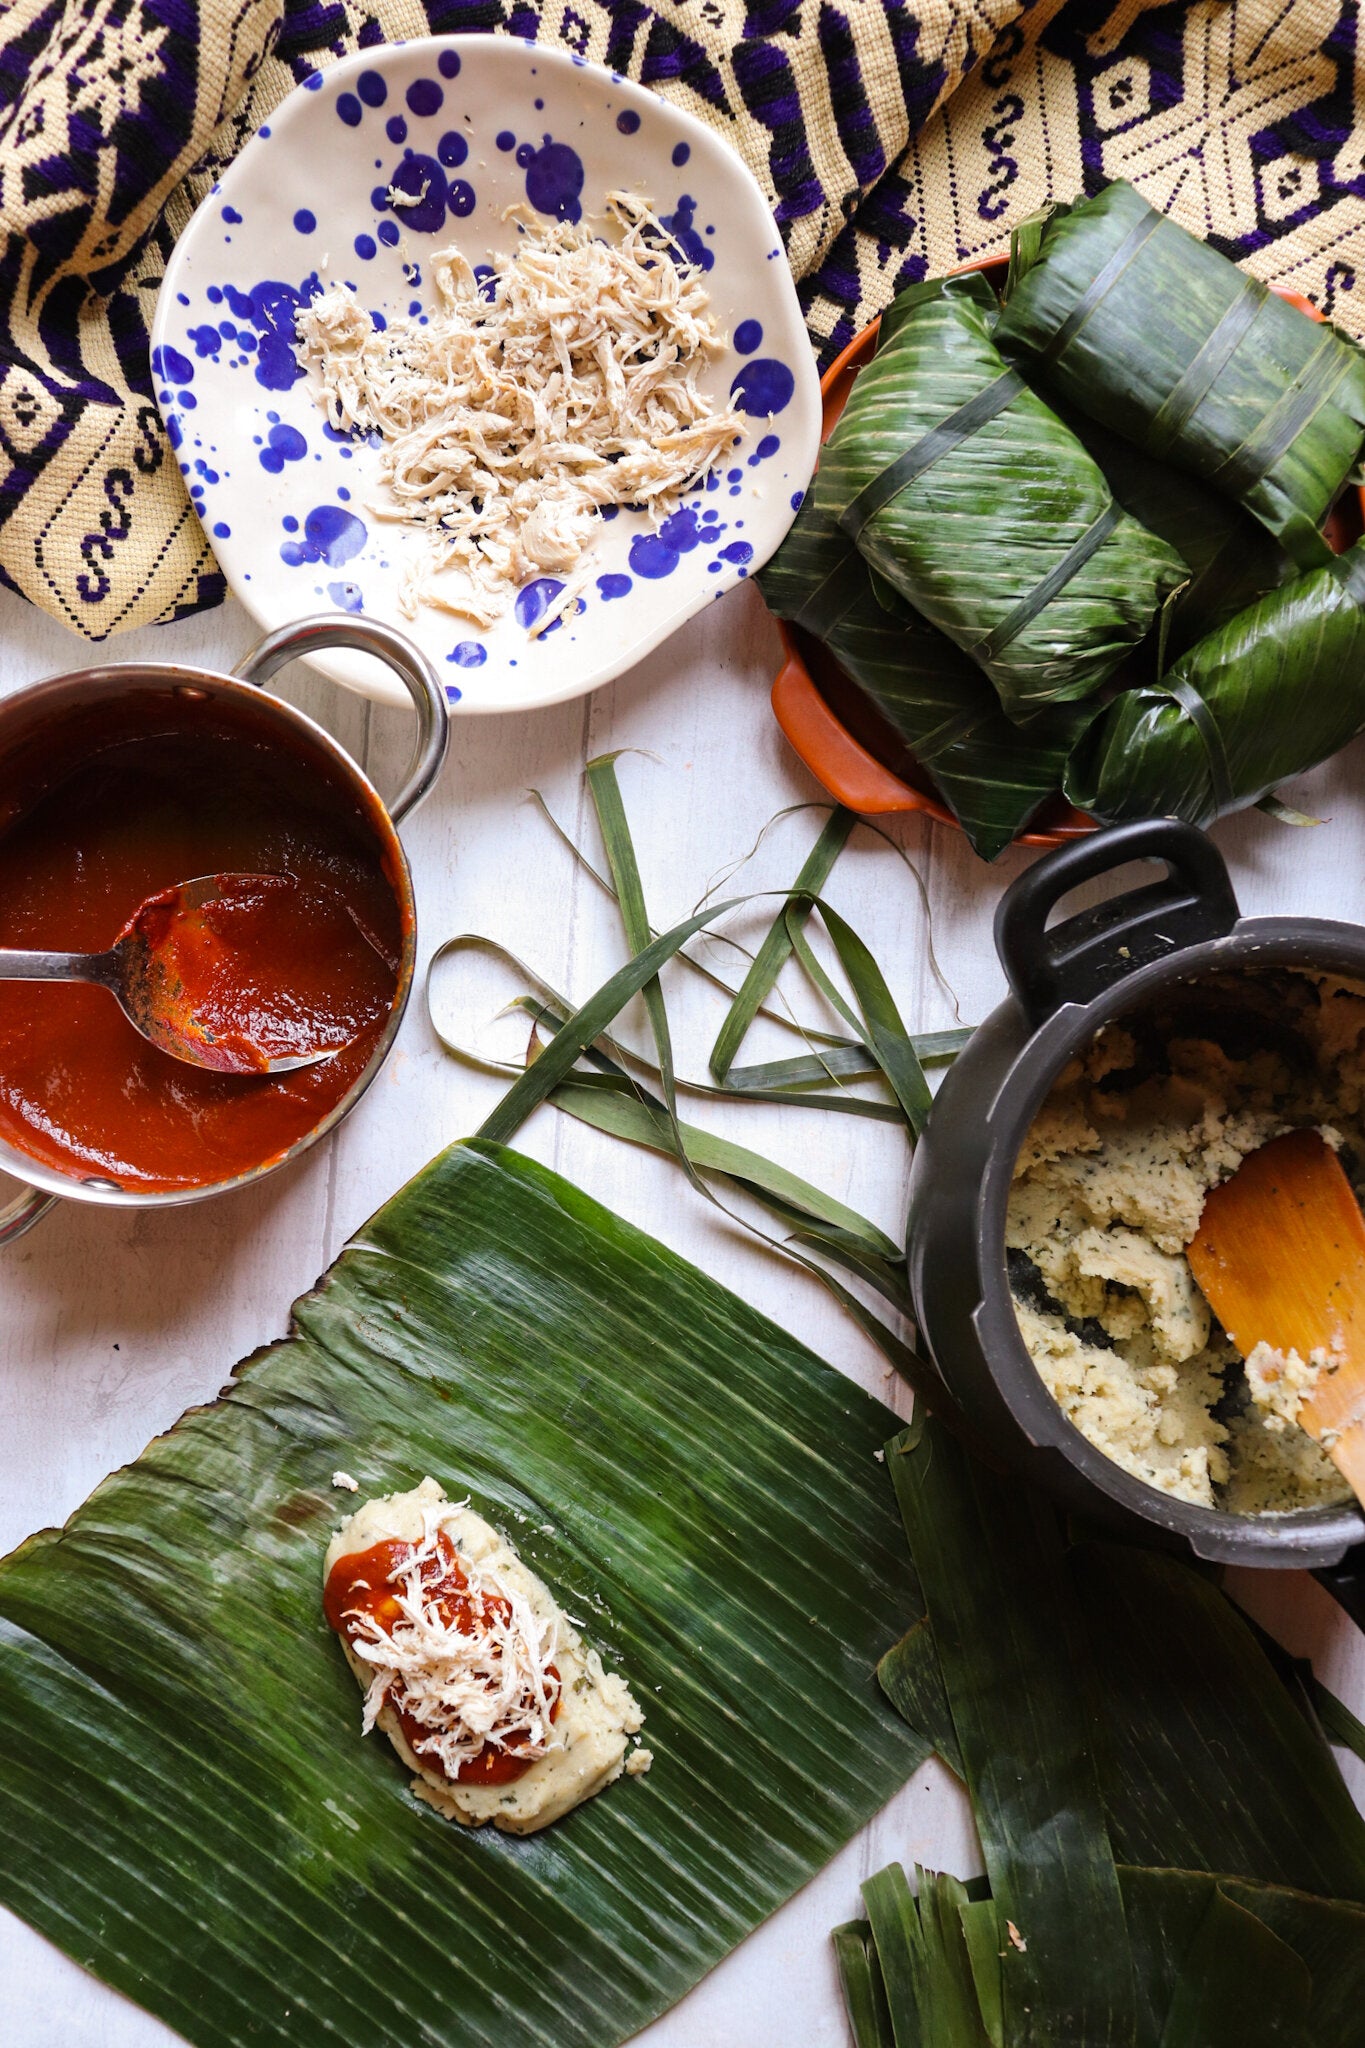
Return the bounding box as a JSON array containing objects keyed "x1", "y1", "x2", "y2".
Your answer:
[{"x1": 760, "y1": 179, "x2": 1365, "y2": 858}]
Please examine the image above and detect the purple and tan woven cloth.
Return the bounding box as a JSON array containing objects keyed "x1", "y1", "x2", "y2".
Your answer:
[{"x1": 1, "y1": 0, "x2": 1362, "y2": 638}]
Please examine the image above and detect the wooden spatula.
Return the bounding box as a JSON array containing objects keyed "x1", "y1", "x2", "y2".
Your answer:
[{"x1": 1189, "y1": 1128, "x2": 1365, "y2": 1502}]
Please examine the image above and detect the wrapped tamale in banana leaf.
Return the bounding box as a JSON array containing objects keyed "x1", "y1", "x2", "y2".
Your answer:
[
  {"x1": 759, "y1": 491, "x2": 1092, "y2": 858},
  {"x1": 1065, "y1": 409, "x2": 1320, "y2": 660},
  {"x1": 1066, "y1": 539, "x2": 1365, "y2": 826},
  {"x1": 815, "y1": 271, "x2": 1186, "y2": 724},
  {"x1": 998, "y1": 180, "x2": 1365, "y2": 566}
]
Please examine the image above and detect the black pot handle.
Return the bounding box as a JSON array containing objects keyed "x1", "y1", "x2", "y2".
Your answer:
[
  {"x1": 1313, "y1": 1549, "x2": 1365, "y2": 1633},
  {"x1": 995, "y1": 819, "x2": 1241, "y2": 1025}
]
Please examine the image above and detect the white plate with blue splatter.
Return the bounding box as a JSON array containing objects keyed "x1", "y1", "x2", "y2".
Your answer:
[{"x1": 152, "y1": 36, "x2": 820, "y2": 713}]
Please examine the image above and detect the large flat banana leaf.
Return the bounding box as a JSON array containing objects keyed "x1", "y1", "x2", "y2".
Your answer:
[
  {"x1": 998, "y1": 180, "x2": 1365, "y2": 567},
  {"x1": 0, "y1": 1141, "x2": 926, "y2": 2048},
  {"x1": 1066, "y1": 539, "x2": 1365, "y2": 826},
  {"x1": 815, "y1": 270, "x2": 1185, "y2": 724},
  {"x1": 757, "y1": 490, "x2": 1092, "y2": 859}
]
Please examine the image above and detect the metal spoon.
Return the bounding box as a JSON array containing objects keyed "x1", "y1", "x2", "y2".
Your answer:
[{"x1": 0, "y1": 872, "x2": 342, "y2": 1075}]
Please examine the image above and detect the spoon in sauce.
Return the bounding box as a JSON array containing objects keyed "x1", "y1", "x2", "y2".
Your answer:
[{"x1": 0, "y1": 871, "x2": 396, "y2": 1075}]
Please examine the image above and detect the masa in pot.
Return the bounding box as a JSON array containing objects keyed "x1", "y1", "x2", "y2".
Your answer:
[{"x1": 1008, "y1": 970, "x2": 1364, "y2": 1513}]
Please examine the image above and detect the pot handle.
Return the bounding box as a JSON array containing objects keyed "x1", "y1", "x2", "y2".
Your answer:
[
  {"x1": 0, "y1": 1185, "x2": 60, "y2": 1245},
  {"x1": 995, "y1": 819, "x2": 1241, "y2": 1025},
  {"x1": 232, "y1": 615, "x2": 449, "y2": 825}
]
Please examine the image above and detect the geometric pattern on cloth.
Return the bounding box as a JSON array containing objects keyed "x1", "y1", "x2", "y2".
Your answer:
[{"x1": 0, "y1": 0, "x2": 1361, "y2": 639}]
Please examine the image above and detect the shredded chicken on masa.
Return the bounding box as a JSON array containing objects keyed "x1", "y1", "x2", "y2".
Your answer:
[
  {"x1": 341, "y1": 1502, "x2": 563, "y2": 1779},
  {"x1": 293, "y1": 193, "x2": 744, "y2": 625}
]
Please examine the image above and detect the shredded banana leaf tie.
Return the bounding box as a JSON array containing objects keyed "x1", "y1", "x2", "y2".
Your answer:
[
  {"x1": 1215, "y1": 336, "x2": 1356, "y2": 499},
  {"x1": 1147, "y1": 291, "x2": 1266, "y2": 456},
  {"x1": 969, "y1": 499, "x2": 1123, "y2": 663},
  {"x1": 1033, "y1": 209, "x2": 1165, "y2": 366},
  {"x1": 1155, "y1": 674, "x2": 1236, "y2": 814},
  {"x1": 837, "y1": 370, "x2": 1027, "y2": 542}
]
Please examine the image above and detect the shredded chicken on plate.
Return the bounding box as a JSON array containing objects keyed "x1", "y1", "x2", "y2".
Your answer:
[{"x1": 293, "y1": 192, "x2": 744, "y2": 624}]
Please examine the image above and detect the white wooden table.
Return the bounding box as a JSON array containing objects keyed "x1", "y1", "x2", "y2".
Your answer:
[{"x1": 1, "y1": 579, "x2": 1362, "y2": 2046}]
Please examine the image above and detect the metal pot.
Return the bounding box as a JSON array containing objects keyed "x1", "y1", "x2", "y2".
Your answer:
[
  {"x1": 907, "y1": 816, "x2": 1365, "y2": 1624},
  {"x1": 0, "y1": 613, "x2": 448, "y2": 1244}
]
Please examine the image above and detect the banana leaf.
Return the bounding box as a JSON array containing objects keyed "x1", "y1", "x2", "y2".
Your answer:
[
  {"x1": 1063, "y1": 408, "x2": 1317, "y2": 660},
  {"x1": 845, "y1": 1863, "x2": 1365, "y2": 2048},
  {"x1": 1070, "y1": 1542, "x2": 1365, "y2": 1903},
  {"x1": 1119, "y1": 1869, "x2": 1365, "y2": 2048},
  {"x1": 1066, "y1": 538, "x2": 1365, "y2": 826},
  {"x1": 835, "y1": 1919, "x2": 897, "y2": 2048},
  {"x1": 878, "y1": 1436, "x2": 1365, "y2": 1902},
  {"x1": 861, "y1": 1862, "x2": 992, "y2": 2048},
  {"x1": 0, "y1": 1141, "x2": 928, "y2": 2048},
  {"x1": 814, "y1": 269, "x2": 1186, "y2": 724},
  {"x1": 757, "y1": 487, "x2": 1094, "y2": 858},
  {"x1": 884, "y1": 1418, "x2": 1138, "y2": 2046},
  {"x1": 998, "y1": 181, "x2": 1365, "y2": 567},
  {"x1": 1155, "y1": 1887, "x2": 1311, "y2": 2048}
]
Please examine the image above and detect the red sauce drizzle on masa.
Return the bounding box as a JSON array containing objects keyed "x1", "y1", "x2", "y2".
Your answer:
[{"x1": 324, "y1": 1534, "x2": 561, "y2": 1786}]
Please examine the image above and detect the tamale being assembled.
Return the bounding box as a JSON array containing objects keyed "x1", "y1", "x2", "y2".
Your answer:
[
  {"x1": 816, "y1": 271, "x2": 1185, "y2": 725},
  {"x1": 998, "y1": 180, "x2": 1365, "y2": 566},
  {"x1": 759, "y1": 491, "x2": 1092, "y2": 858},
  {"x1": 1066, "y1": 540, "x2": 1365, "y2": 826}
]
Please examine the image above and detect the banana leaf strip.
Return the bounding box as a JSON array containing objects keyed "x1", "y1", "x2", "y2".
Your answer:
[
  {"x1": 1067, "y1": 539, "x2": 1365, "y2": 826},
  {"x1": 757, "y1": 487, "x2": 1093, "y2": 858},
  {"x1": 861, "y1": 1862, "x2": 993, "y2": 2048},
  {"x1": 547, "y1": 1077, "x2": 914, "y2": 1317},
  {"x1": 958, "y1": 1901, "x2": 1005, "y2": 2048},
  {"x1": 862, "y1": 1863, "x2": 927, "y2": 2048},
  {"x1": 834, "y1": 1919, "x2": 897, "y2": 2048},
  {"x1": 998, "y1": 180, "x2": 1365, "y2": 566},
  {"x1": 876, "y1": 1617, "x2": 962, "y2": 1778},
  {"x1": 709, "y1": 805, "x2": 852, "y2": 1080},
  {"x1": 0, "y1": 1142, "x2": 928, "y2": 2048},
  {"x1": 885, "y1": 1417, "x2": 1138, "y2": 2047},
  {"x1": 815, "y1": 268, "x2": 1185, "y2": 723}
]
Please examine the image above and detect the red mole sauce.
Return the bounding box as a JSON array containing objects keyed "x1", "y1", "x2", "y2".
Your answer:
[
  {"x1": 0, "y1": 689, "x2": 403, "y2": 1190},
  {"x1": 130, "y1": 873, "x2": 395, "y2": 1074},
  {"x1": 324, "y1": 1535, "x2": 561, "y2": 1787}
]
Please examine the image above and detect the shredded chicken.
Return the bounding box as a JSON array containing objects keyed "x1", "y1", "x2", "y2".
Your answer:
[
  {"x1": 340, "y1": 1501, "x2": 562, "y2": 1778},
  {"x1": 293, "y1": 192, "x2": 744, "y2": 623}
]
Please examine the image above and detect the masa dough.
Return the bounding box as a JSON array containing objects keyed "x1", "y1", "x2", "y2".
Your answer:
[
  {"x1": 1008, "y1": 974, "x2": 1362, "y2": 1513},
  {"x1": 325, "y1": 1479, "x2": 647, "y2": 1833}
]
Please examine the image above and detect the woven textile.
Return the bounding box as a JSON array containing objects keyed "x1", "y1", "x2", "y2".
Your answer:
[{"x1": 2, "y1": 0, "x2": 1363, "y2": 638}]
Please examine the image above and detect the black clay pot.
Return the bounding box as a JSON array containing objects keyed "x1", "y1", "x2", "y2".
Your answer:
[{"x1": 907, "y1": 816, "x2": 1365, "y2": 1625}]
